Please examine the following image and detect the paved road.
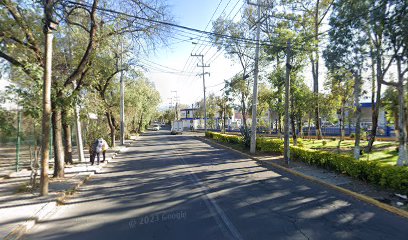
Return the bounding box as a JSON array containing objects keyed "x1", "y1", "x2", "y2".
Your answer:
[{"x1": 24, "y1": 131, "x2": 408, "y2": 240}]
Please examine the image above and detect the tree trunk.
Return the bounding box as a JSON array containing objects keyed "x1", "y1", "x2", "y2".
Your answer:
[
  {"x1": 278, "y1": 115, "x2": 282, "y2": 139},
  {"x1": 241, "y1": 92, "x2": 247, "y2": 131},
  {"x1": 106, "y1": 111, "x2": 116, "y2": 148},
  {"x1": 370, "y1": 46, "x2": 376, "y2": 131},
  {"x1": 340, "y1": 100, "x2": 346, "y2": 141},
  {"x1": 268, "y1": 108, "x2": 272, "y2": 134},
  {"x1": 366, "y1": 48, "x2": 384, "y2": 152},
  {"x1": 223, "y1": 105, "x2": 227, "y2": 133},
  {"x1": 354, "y1": 72, "x2": 362, "y2": 160},
  {"x1": 138, "y1": 112, "x2": 144, "y2": 133},
  {"x1": 291, "y1": 116, "x2": 297, "y2": 146},
  {"x1": 307, "y1": 116, "x2": 311, "y2": 139},
  {"x1": 52, "y1": 104, "x2": 65, "y2": 178},
  {"x1": 394, "y1": 111, "x2": 400, "y2": 139},
  {"x1": 312, "y1": 0, "x2": 322, "y2": 140},
  {"x1": 284, "y1": 41, "x2": 291, "y2": 164},
  {"x1": 297, "y1": 115, "x2": 303, "y2": 139},
  {"x1": 61, "y1": 108, "x2": 73, "y2": 165},
  {"x1": 396, "y1": 57, "x2": 407, "y2": 166},
  {"x1": 290, "y1": 90, "x2": 297, "y2": 146},
  {"x1": 40, "y1": 3, "x2": 54, "y2": 195}
]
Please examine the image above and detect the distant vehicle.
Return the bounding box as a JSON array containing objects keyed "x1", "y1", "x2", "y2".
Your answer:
[
  {"x1": 171, "y1": 120, "x2": 183, "y2": 134},
  {"x1": 152, "y1": 124, "x2": 160, "y2": 131}
]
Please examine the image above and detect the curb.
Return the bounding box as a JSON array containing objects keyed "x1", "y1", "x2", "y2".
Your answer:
[
  {"x1": 197, "y1": 136, "x2": 408, "y2": 219},
  {"x1": 4, "y1": 141, "x2": 133, "y2": 240},
  {"x1": 4, "y1": 200, "x2": 57, "y2": 240}
]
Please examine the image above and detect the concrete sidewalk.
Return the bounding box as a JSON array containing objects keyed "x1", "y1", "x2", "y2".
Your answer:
[{"x1": 0, "y1": 139, "x2": 134, "y2": 240}]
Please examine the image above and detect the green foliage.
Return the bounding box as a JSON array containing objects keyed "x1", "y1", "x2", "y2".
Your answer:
[
  {"x1": 0, "y1": 108, "x2": 16, "y2": 137},
  {"x1": 256, "y1": 138, "x2": 284, "y2": 154},
  {"x1": 205, "y1": 131, "x2": 242, "y2": 144},
  {"x1": 382, "y1": 86, "x2": 399, "y2": 126},
  {"x1": 123, "y1": 76, "x2": 161, "y2": 133},
  {"x1": 84, "y1": 120, "x2": 111, "y2": 151},
  {"x1": 240, "y1": 126, "x2": 251, "y2": 148},
  {"x1": 290, "y1": 146, "x2": 408, "y2": 194}
]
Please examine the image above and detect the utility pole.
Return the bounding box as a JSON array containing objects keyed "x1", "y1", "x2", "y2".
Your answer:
[
  {"x1": 171, "y1": 91, "x2": 179, "y2": 121},
  {"x1": 191, "y1": 54, "x2": 210, "y2": 132},
  {"x1": 174, "y1": 97, "x2": 180, "y2": 121},
  {"x1": 284, "y1": 41, "x2": 292, "y2": 165},
  {"x1": 120, "y1": 41, "x2": 125, "y2": 145},
  {"x1": 41, "y1": 0, "x2": 58, "y2": 196},
  {"x1": 249, "y1": 0, "x2": 262, "y2": 154}
]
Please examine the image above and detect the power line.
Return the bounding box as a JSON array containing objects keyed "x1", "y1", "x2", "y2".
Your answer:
[
  {"x1": 183, "y1": 1, "x2": 246, "y2": 86},
  {"x1": 201, "y1": 0, "x2": 244, "y2": 57},
  {"x1": 65, "y1": 1, "x2": 264, "y2": 45},
  {"x1": 139, "y1": 58, "x2": 189, "y2": 73},
  {"x1": 182, "y1": 0, "x2": 231, "y2": 74},
  {"x1": 66, "y1": 0, "x2": 390, "y2": 53}
]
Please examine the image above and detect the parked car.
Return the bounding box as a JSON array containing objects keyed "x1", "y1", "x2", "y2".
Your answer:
[{"x1": 152, "y1": 124, "x2": 160, "y2": 131}]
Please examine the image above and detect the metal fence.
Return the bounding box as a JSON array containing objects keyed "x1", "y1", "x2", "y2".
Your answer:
[
  {"x1": 0, "y1": 110, "x2": 42, "y2": 177},
  {"x1": 204, "y1": 125, "x2": 395, "y2": 138}
]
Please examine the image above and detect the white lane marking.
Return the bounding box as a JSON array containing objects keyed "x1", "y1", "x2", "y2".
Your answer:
[{"x1": 172, "y1": 145, "x2": 244, "y2": 240}]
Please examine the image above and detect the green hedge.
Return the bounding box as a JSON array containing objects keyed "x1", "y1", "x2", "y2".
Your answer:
[
  {"x1": 256, "y1": 138, "x2": 284, "y2": 154},
  {"x1": 290, "y1": 146, "x2": 408, "y2": 194},
  {"x1": 205, "y1": 131, "x2": 242, "y2": 144},
  {"x1": 205, "y1": 131, "x2": 408, "y2": 194}
]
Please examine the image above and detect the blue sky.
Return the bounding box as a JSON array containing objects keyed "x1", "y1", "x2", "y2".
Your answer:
[{"x1": 144, "y1": 0, "x2": 243, "y2": 108}]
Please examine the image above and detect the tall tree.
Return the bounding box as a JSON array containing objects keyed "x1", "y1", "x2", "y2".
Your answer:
[
  {"x1": 325, "y1": 68, "x2": 354, "y2": 140},
  {"x1": 0, "y1": 0, "x2": 171, "y2": 190},
  {"x1": 290, "y1": 0, "x2": 334, "y2": 140},
  {"x1": 324, "y1": 0, "x2": 368, "y2": 159},
  {"x1": 212, "y1": 8, "x2": 255, "y2": 137},
  {"x1": 381, "y1": 0, "x2": 408, "y2": 165}
]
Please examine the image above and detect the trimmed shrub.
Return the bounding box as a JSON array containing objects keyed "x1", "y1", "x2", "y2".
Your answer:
[
  {"x1": 257, "y1": 138, "x2": 284, "y2": 154},
  {"x1": 290, "y1": 146, "x2": 408, "y2": 194},
  {"x1": 206, "y1": 131, "x2": 242, "y2": 144}
]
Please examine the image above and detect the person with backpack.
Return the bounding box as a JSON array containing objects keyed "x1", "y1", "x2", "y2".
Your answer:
[
  {"x1": 90, "y1": 138, "x2": 107, "y2": 165},
  {"x1": 100, "y1": 138, "x2": 109, "y2": 163}
]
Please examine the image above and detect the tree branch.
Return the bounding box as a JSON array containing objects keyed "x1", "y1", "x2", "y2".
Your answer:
[
  {"x1": 379, "y1": 79, "x2": 398, "y2": 87},
  {"x1": 2, "y1": 0, "x2": 43, "y2": 66},
  {"x1": 318, "y1": 0, "x2": 334, "y2": 26},
  {"x1": 0, "y1": 50, "x2": 39, "y2": 79},
  {"x1": 64, "y1": 0, "x2": 99, "y2": 87}
]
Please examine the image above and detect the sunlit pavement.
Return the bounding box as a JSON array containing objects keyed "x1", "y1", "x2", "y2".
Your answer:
[{"x1": 23, "y1": 130, "x2": 408, "y2": 240}]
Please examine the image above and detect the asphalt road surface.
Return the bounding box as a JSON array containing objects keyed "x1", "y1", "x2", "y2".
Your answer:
[{"x1": 23, "y1": 131, "x2": 408, "y2": 240}]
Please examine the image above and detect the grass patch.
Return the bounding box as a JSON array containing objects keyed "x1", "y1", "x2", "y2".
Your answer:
[
  {"x1": 363, "y1": 150, "x2": 399, "y2": 165},
  {"x1": 300, "y1": 139, "x2": 399, "y2": 165}
]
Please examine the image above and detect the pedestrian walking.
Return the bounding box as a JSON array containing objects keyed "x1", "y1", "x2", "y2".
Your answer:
[
  {"x1": 101, "y1": 138, "x2": 109, "y2": 162},
  {"x1": 90, "y1": 138, "x2": 105, "y2": 165}
]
